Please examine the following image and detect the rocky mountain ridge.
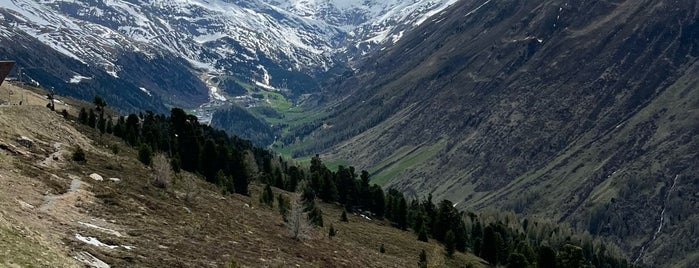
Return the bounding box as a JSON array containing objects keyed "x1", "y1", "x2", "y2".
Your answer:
[
  {"x1": 0, "y1": 0, "x2": 459, "y2": 111},
  {"x1": 300, "y1": 0, "x2": 699, "y2": 266}
]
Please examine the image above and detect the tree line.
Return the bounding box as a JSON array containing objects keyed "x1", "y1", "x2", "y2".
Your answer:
[{"x1": 72, "y1": 97, "x2": 636, "y2": 267}]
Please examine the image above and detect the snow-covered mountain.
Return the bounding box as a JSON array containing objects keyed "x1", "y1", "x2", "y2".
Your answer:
[
  {"x1": 264, "y1": 0, "x2": 461, "y2": 53},
  {"x1": 0, "y1": 0, "x2": 459, "y2": 110}
]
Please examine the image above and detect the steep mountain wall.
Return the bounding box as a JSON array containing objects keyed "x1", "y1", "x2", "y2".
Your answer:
[{"x1": 315, "y1": 1, "x2": 699, "y2": 266}]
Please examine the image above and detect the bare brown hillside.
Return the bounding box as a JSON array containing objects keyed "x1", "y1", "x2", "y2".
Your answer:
[{"x1": 0, "y1": 85, "x2": 485, "y2": 267}]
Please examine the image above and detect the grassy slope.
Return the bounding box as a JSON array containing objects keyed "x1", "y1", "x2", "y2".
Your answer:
[{"x1": 0, "y1": 85, "x2": 486, "y2": 267}]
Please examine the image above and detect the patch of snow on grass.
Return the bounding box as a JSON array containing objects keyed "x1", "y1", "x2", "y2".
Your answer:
[
  {"x1": 78, "y1": 222, "x2": 123, "y2": 237},
  {"x1": 75, "y1": 234, "x2": 119, "y2": 249},
  {"x1": 74, "y1": 251, "x2": 110, "y2": 268},
  {"x1": 254, "y1": 81, "x2": 277, "y2": 91},
  {"x1": 139, "y1": 87, "x2": 152, "y2": 96},
  {"x1": 209, "y1": 86, "x2": 227, "y2": 101},
  {"x1": 69, "y1": 75, "x2": 92, "y2": 84},
  {"x1": 106, "y1": 70, "x2": 119, "y2": 78}
]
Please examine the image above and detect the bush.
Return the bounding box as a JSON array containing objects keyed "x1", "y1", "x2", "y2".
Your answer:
[
  {"x1": 110, "y1": 144, "x2": 119, "y2": 155},
  {"x1": 72, "y1": 146, "x2": 86, "y2": 163},
  {"x1": 328, "y1": 223, "x2": 336, "y2": 238},
  {"x1": 152, "y1": 154, "x2": 171, "y2": 188}
]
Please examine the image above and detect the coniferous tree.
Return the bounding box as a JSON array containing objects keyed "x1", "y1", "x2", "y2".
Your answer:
[
  {"x1": 78, "y1": 108, "x2": 88, "y2": 124},
  {"x1": 328, "y1": 223, "x2": 336, "y2": 238},
  {"x1": 538, "y1": 245, "x2": 557, "y2": 268},
  {"x1": 396, "y1": 195, "x2": 408, "y2": 230},
  {"x1": 558, "y1": 244, "x2": 584, "y2": 268},
  {"x1": 278, "y1": 194, "x2": 289, "y2": 221},
  {"x1": 97, "y1": 117, "x2": 106, "y2": 133},
  {"x1": 125, "y1": 114, "x2": 140, "y2": 145},
  {"x1": 341, "y1": 210, "x2": 348, "y2": 222},
  {"x1": 138, "y1": 144, "x2": 152, "y2": 165},
  {"x1": 507, "y1": 253, "x2": 529, "y2": 268},
  {"x1": 370, "y1": 185, "x2": 385, "y2": 218},
  {"x1": 308, "y1": 204, "x2": 324, "y2": 227},
  {"x1": 88, "y1": 109, "x2": 97, "y2": 128},
  {"x1": 379, "y1": 244, "x2": 386, "y2": 253},
  {"x1": 233, "y1": 170, "x2": 249, "y2": 195},
  {"x1": 516, "y1": 241, "x2": 537, "y2": 265},
  {"x1": 418, "y1": 227, "x2": 429, "y2": 242},
  {"x1": 260, "y1": 184, "x2": 274, "y2": 208},
  {"x1": 418, "y1": 250, "x2": 428, "y2": 268},
  {"x1": 494, "y1": 232, "x2": 507, "y2": 265},
  {"x1": 106, "y1": 117, "x2": 113, "y2": 134},
  {"x1": 286, "y1": 166, "x2": 301, "y2": 192},
  {"x1": 482, "y1": 225, "x2": 499, "y2": 264},
  {"x1": 199, "y1": 139, "x2": 218, "y2": 182},
  {"x1": 445, "y1": 230, "x2": 456, "y2": 257}
]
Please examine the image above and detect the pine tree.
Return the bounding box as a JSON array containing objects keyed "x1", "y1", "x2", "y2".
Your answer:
[
  {"x1": 418, "y1": 250, "x2": 428, "y2": 268},
  {"x1": 482, "y1": 226, "x2": 498, "y2": 264},
  {"x1": 106, "y1": 117, "x2": 113, "y2": 134},
  {"x1": 537, "y1": 245, "x2": 556, "y2": 268},
  {"x1": 328, "y1": 223, "x2": 336, "y2": 238},
  {"x1": 418, "y1": 226, "x2": 429, "y2": 242},
  {"x1": 558, "y1": 244, "x2": 584, "y2": 268},
  {"x1": 341, "y1": 210, "x2": 348, "y2": 222},
  {"x1": 88, "y1": 109, "x2": 97, "y2": 128},
  {"x1": 138, "y1": 144, "x2": 152, "y2": 166},
  {"x1": 507, "y1": 253, "x2": 529, "y2": 268},
  {"x1": 199, "y1": 139, "x2": 218, "y2": 182},
  {"x1": 78, "y1": 108, "x2": 88, "y2": 124},
  {"x1": 260, "y1": 184, "x2": 274, "y2": 208},
  {"x1": 278, "y1": 194, "x2": 289, "y2": 221},
  {"x1": 445, "y1": 230, "x2": 456, "y2": 257},
  {"x1": 379, "y1": 244, "x2": 386, "y2": 253},
  {"x1": 397, "y1": 196, "x2": 408, "y2": 230}
]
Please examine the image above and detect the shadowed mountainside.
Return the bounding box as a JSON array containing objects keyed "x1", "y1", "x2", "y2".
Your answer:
[{"x1": 296, "y1": 0, "x2": 699, "y2": 266}]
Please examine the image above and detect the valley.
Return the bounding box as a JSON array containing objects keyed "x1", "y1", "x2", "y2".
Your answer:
[{"x1": 1, "y1": 0, "x2": 698, "y2": 267}]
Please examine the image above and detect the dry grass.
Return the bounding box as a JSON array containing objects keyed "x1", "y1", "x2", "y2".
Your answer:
[{"x1": 0, "y1": 94, "x2": 487, "y2": 267}]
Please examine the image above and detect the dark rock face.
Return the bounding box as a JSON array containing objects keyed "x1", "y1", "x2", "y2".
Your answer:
[
  {"x1": 309, "y1": 1, "x2": 699, "y2": 266},
  {"x1": 0, "y1": 60, "x2": 14, "y2": 86}
]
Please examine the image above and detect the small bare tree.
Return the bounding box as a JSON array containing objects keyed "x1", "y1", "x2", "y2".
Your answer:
[
  {"x1": 182, "y1": 173, "x2": 200, "y2": 206},
  {"x1": 288, "y1": 196, "x2": 312, "y2": 241},
  {"x1": 152, "y1": 153, "x2": 171, "y2": 188}
]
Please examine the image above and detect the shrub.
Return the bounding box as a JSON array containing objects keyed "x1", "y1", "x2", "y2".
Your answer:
[
  {"x1": 328, "y1": 223, "x2": 336, "y2": 238},
  {"x1": 152, "y1": 153, "x2": 171, "y2": 188},
  {"x1": 110, "y1": 144, "x2": 119, "y2": 155},
  {"x1": 72, "y1": 146, "x2": 86, "y2": 163},
  {"x1": 340, "y1": 210, "x2": 348, "y2": 222}
]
